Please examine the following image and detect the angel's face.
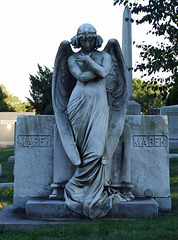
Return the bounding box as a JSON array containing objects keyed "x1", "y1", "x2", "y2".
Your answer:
[{"x1": 79, "y1": 37, "x2": 95, "y2": 52}]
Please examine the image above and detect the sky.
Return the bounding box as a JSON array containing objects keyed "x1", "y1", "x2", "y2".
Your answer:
[{"x1": 0, "y1": 0, "x2": 154, "y2": 102}]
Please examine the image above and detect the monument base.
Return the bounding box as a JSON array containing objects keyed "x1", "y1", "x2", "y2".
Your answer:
[
  {"x1": 155, "y1": 197, "x2": 172, "y2": 213},
  {"x1": 26, "y1": 198, "x2": 158, "y2": 220}
]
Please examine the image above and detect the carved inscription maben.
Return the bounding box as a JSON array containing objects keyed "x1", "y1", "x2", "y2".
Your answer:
[
  {"x1": 133, "y1": 135, "x2": 167, "y2": 147},
  {"x1": 17, "y1": 135, "x2": 51, "y2": 148}
]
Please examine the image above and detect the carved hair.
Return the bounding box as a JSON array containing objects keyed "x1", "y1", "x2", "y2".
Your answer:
[{"x1": 71, "y1": 23, "x2": 103, "y2": 49}]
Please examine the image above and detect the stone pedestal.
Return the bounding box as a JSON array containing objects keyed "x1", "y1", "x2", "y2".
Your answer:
[{"x1": 26, "y1": 198, "x2": 158, "y2": 220}]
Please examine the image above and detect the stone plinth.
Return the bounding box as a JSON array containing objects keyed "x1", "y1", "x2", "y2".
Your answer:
[
  {"x1": 26, "y1": 198, "x2": 158, "y2": 220},
  {"x1": 160, "y1": 105, "x2": 178, "y2": 149}
]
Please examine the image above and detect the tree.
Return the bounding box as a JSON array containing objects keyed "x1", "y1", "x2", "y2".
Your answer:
[
  {"x1": 166, "y1": 82, "x2": 178, "y2": 106},
  {"x1": 114, "y1": 0, "x2": 177, "y2": 101},
  {"x1": 27, "y1": 64, "x2": 53, "y2": 115},
  {"x1": 0, "y1": 84, "x2": 29, "y2": 112},
  {"x1": 0, "y1": 85, "x2": 15, "y2": 112},
  {"x1": 132, "y1": 78, "x2": 163, "y2": 115}
]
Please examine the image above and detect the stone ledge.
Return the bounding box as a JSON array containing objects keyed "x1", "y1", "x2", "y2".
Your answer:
[
  {"x1": 0, "y1": 205, "x2": 88, "y2": 230},
  {"x1": 108, "y1": 198, "x2": 158, "y2": 219},
  {"x1": 26, "y1": 198, "x2": 158, "y2": 220}
]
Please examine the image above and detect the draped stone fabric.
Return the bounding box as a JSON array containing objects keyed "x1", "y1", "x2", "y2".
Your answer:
[{"x1": 64, "y1": 79, "x2": 127, "y2": 219}]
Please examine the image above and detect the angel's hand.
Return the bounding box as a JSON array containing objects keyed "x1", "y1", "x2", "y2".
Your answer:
[{"x1": 76, "y1": 53, "x2": 91, "y2": 63}]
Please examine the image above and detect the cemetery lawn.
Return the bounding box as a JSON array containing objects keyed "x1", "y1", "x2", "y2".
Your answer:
[
  {"x1": 170, "y1": 148, "x2": 178, "y2": 154},
  {"x1": 0, "y1": 150, "x2": 178, "y2": 239},
  {"x1": 0, "y1": 149, "x2": 14, "y2": 183},
  {"x1": 0, "y1": 149, "x2": 14, "y2": 210}
]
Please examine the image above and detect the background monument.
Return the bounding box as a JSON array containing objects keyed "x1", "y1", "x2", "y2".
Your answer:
[
  {"x1": 122, "y1": 5, "x2": 141, "y2": 115},
  {"x1": 0, "y1": 112, "x2": 35, "y2": 149},
  {"x1": 161, "y1": 105, "x2": 178, "y2": 149}
]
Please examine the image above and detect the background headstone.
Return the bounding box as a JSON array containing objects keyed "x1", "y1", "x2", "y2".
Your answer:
[
  {"x1": 0, "y1": 112, "x2": 35, "y2": 149},
  {"x1": 160, "y1": 105, "x2": 178, "y2": 149},
  {"x1": 8, "y1": 156, "x2": 15, "y2": 164}
]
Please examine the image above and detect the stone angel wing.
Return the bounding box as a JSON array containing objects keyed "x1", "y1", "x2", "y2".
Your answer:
[
  {"x1": 52, "y1": 40, "x2": 81, "y2": 166},
  {"x1": 103, "y1": 39, "x2": 128, "y2": 159}
]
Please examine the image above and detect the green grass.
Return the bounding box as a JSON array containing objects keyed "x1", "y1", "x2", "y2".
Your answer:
[
  {"x1": 0, "y1": 217, "x2": 178, "y2": 240},
  {"x1": 0, "y1": 186, "x2": 13, "y2": 210},
  {"x1": 0, "y1": 149, "x2": 14, "y2": 209},
  {"x1": 170, "y1": 157, "x2": 178, "y2": 216},
  {"x1": 0, "y1": 149, "x2": 14, "y2": 183},
  {"x1": 170, "y1": 148, "x2": 178, "y2": 154},
  {"x1": 0, "y1": 150, "x2": 178, "y2": 239}
]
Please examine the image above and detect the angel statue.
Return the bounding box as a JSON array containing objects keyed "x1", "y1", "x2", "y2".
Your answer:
[{"x1": 52, "y1": 23, "x2": 132, "y2": 219}]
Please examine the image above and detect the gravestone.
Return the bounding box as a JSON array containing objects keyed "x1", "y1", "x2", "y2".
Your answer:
[
  {"x1": 8, "y1": 156, "x2": 15, "y2": 164},
  {"x1": 0, "y1": 112, "x2": 35, "y2": 149},
  {"x1": 13, "y1": 115, "x2": 55, "y2": 210},
  {"x1": 160, "y1": 105, "x2": 178, "y2": 149}
]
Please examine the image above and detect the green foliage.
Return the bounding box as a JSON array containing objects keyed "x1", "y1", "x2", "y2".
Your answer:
[
  {"x1": 27, "y1": 64, "x2": 53, "y2": 115},
  {"x1": 0, "y1": 84, "x2": 30, "y2": 112},
  {"x1": 0, "y1": 85, "x2": 15, "y2": 112},
  {"x1": 44, "y1": 103, "x2": 54, "y2": 115},
  {"x1": 166, "y1": 82, "x2": 178, "y2": 106},
  {"x1": 0, "y1": 149, "x2": 14, "y2": 183},
  {"x1": 170, "y1": 148, "x2": 178, "y2": 154},
  {"x1": 114, "y1": 0, "x2": 178, "y2": 101},
  {"x1": 170, "y1": 157, "x2": 178, "y2": 216},
  {"x1": 5, "y1": 94, "x2": 30, "y2": 112},
  {"x1": 0, "y1": 149, "x2": 14, "y2": 210},
  {"x1": 132, "y1": 78, "x2": 163, "y2": 114},
  {"x1": 0, "y1": 186, "x2": 13, "y2": 210}
]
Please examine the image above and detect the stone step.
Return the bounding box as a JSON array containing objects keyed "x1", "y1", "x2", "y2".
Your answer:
[{"x1": 26, "y1": 198, "x2": 158, "y2": 220}]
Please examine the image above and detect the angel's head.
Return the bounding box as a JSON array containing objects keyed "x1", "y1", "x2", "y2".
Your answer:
[{"x1": 71, "y1": 23, "x2": 103, "y2": 50}]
